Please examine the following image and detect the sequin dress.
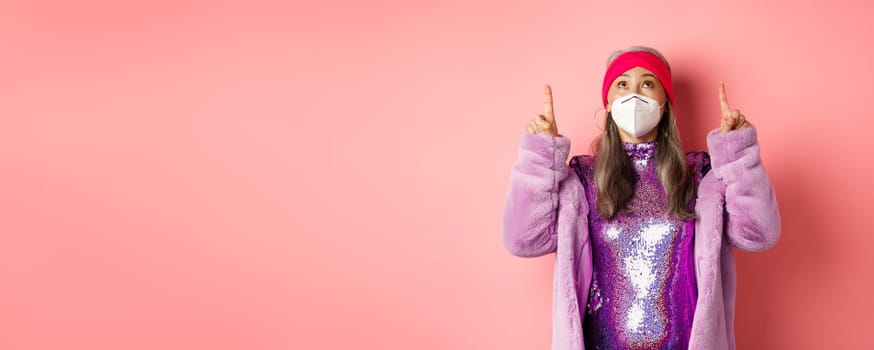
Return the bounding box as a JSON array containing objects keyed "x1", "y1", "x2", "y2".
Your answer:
[{"x1": 571, "y1": 141, "x2": 709, "y2": 350}]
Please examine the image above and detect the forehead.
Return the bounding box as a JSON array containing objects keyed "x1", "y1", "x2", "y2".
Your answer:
[{"x1": 617, "y1": 66, "x2": 656, "y2": 78}]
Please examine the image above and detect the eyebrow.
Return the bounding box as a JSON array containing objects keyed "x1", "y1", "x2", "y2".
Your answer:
[{"x1": 619, "y1": 73, "x2": 657, "y2": 78}]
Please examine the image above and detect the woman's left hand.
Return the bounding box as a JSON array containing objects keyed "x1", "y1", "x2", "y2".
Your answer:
[{"x1": 719, "y1": 82, "x2": 751, "y2": 133}]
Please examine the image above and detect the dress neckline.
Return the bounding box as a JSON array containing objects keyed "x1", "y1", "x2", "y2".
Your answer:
[{"x1": 623, "y1": 141, "x2": 657, "y2": 162}]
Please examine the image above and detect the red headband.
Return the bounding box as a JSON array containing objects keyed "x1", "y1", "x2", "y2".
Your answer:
[{"x1": 601, "y1": 50, "x2": 673, "y2": 108}]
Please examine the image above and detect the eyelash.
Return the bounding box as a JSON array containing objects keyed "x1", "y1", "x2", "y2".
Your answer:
[{"x1": 617, "y1": 81, "x2": 655, "y2": 88}]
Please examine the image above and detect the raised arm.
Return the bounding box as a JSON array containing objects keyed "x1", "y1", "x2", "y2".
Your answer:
[
  {"x1": 707, "y1": 83, "x2": 781, "y2": 251},
  {"x1": 503, "y1": 84, "x2": 573, "y2": 257}
]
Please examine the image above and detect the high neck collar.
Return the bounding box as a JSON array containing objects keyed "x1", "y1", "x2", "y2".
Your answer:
[{"x1": 623, "y1": 141, "x2": 657, "y2": 161}]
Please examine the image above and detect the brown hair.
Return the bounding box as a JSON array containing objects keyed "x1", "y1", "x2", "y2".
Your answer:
[{"x1": 592, "y1": 46, "x2": 695, "y2": 220}]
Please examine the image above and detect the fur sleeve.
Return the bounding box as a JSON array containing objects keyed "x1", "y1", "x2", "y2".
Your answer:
[
  {"x1": 706, "y1": 125, "x2": 781, "y2": 251},
  {"x1": 501, "y1": 131, "x2": 572, "y2": 257}
]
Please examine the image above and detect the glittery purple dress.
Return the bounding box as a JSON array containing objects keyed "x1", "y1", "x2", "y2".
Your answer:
[{"x1": 569, "y1": 141, "x2": 710, "y2": 350}]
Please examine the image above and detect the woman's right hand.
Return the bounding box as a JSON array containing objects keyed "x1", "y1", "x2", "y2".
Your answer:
[{"x1": 525, "y1": 84, "x2": 560, "y2": 137}]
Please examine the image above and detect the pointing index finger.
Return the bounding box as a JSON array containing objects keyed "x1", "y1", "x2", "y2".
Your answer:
[
  {"x1": 719, "y1": 82, "x2": 731, "y2": 115},
  {"x1": 544, "y1": 84, "x2": 555, "y2": 121}
]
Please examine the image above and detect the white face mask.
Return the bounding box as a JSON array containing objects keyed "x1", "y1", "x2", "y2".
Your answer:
[{"x1": 609, "y1": 94, "x2": 665, "y2": 138}]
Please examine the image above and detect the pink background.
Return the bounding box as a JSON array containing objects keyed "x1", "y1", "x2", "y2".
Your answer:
[{"x1": 1, "y1": 0, "x2": 872, "y2": 349}]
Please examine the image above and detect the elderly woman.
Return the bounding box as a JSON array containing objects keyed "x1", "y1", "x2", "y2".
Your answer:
[{"x1": 502, "y1": 46, "x2": 781, "y2": 350}]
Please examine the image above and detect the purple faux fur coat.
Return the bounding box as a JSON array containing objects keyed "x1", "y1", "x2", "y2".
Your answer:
[{"x1": 502, "y1": 125, "x2": 780, "y2": 350}]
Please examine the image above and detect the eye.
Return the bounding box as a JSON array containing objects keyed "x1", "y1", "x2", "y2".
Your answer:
[
  {"x1": 643, "y1": 80, "x2": 654, "y2": 88},
  {"x1": 617, "y1": 81, "x2": 627, "y2": 88}
]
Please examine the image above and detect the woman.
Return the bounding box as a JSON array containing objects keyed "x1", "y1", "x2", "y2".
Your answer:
[{"x1": 501, "y1": 46, "x2": 780, "y2": 350}]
